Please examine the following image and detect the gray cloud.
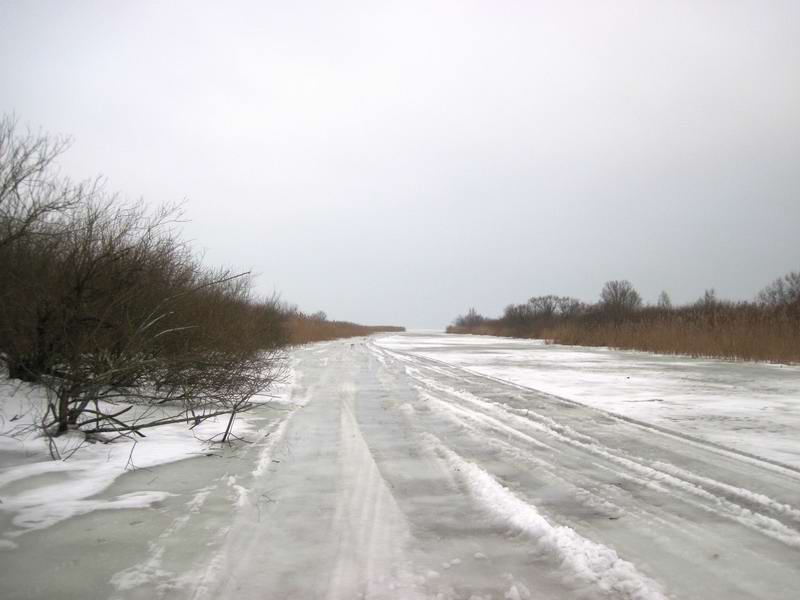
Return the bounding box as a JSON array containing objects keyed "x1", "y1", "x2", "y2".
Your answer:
[{"x1": 2, "y1": 1, "x2": 798, "y2": 327}]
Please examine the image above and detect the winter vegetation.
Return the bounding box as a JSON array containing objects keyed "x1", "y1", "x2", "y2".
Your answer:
[
  {"x1": 0, "y1": 115, "x2": 401, "y2": 453},
  {"x1": 284, "y1": 312, "x2": 404, "y2": 344},
  {"x1": 448, "y1": 276, "x2": 800, "y2": 363}
]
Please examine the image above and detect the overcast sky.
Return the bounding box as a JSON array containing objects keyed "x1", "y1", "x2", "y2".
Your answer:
[{"x1": 1, "y1": 1, "x2": 798, "y2": 328}]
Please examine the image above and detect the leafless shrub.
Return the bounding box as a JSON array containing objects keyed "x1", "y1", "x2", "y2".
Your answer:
[
  {"x1": 0, "y1": 115, "x2": 78, "y2": 250},
  {"x1": 599, "y1": 280, "x2": 642, "y2": 317},
  {"x1": 758, "y1": 270, "x2": 800, "y2": 307},
  {"x1": 452, "y1": 308, "x2": 486, "y2": 329},
  {"x1": 0, "y1": 116, "x2": 287, "y2": 443},
  {"x1": 657, "y1": 291, "x2": 672, "y2": 309}
]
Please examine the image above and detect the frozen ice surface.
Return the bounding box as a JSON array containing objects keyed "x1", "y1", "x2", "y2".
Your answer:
[
  {"x1": 376, "y1": 332, "x2": 800, "y2": 469},
  {"x1": 1, "y1": 335, "x2": 799, "y2": 599}
]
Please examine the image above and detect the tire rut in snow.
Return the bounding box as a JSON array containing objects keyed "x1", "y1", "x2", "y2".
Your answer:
[{"x1": 325, "y1": 387, "x2": 421, "y2": 599}]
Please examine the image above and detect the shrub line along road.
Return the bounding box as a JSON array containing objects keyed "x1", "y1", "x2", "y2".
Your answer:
[{"x1": 2, "y1": 334, "x2": 799, "y2": 599}]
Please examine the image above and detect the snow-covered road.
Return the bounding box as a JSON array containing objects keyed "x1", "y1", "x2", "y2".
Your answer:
[{"x1": 2, "y1": 333, "x2": 799, "y2": 599}]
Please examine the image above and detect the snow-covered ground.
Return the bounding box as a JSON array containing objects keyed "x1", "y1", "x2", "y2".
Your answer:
[
  {"x1": 0, "y1": 363, "x2": 294, "y2": 544},
  {"x1": 376, "y1": 333, "x2": 800, "y2": 469},
  {"x1": 1, "y1": 334, "x2": 799, "y2": 599}
]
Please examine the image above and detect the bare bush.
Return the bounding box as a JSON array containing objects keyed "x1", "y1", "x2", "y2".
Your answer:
[
  {"x1": 758, "y1": 270, "x2": 800, "y2": 307},
  {"x1": 453, "y1": 308, "x2": 485, "y2": 329},
  {"x1": 695, "y1": 288, "x2": 719, "y2": 310},
  {"x1": 599, "y1": 280, "x2": 642, "y2": 316},
  {"x1": 0, "y1": 115, "x2": 82, "y2": 250},
  {"x1": 448, "y1": 297, "x2": 585, "y2": 337},
  {"x1": 0, "y1": 117, "x2": 287, "y2": 445}
]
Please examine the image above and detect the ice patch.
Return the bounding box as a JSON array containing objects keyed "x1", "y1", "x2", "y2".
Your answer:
[
  {"x1": 110, "y1": 486, "x2": 214, "y2": 592},
  {"x1": 8, "y1": 491, "x2": 173, "y2": 534}
]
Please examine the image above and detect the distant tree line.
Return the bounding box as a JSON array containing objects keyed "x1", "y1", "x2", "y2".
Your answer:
[
  {"x1": 448, "y1": 276, "x2": 800, "y2": 363},
  {"x1": 281, "y1": 304, "x2": 406, "y2": 345},
  {"x1": 0, "y1": 116, "x2": 401, "y2": 451},
  {"x1": 279, "y1": 307, "x2": 404, "y2": 344}
]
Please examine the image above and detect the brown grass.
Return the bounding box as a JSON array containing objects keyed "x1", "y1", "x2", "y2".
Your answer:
[
  {"x1": 285, "y1": 317, "x2": 404, "y2": 345},
  {"x1": 541, "y1": 318, "x2": 799, "y2": 363},
  {"x1": 448, "y1": 305, "x2": 800, "y2": 364}
]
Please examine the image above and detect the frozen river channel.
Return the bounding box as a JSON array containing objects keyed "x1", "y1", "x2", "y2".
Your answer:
[{"x1": 1, "y1": 333, "x2": 799, "y2": 599}]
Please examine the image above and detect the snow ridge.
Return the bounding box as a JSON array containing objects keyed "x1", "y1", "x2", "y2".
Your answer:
[{"x1": 425, "y1": 434, "x2": 667, "y2": 600}]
